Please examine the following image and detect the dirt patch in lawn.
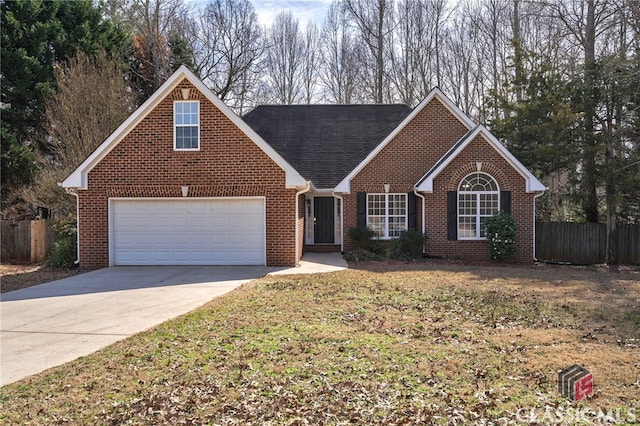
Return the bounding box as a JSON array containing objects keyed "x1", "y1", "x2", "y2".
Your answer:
[
  {"x1": 0, "y1": 263, "x2": 80, "y2": 293},
  {"x1": 1, "y1": 261, "x2": 638, "y2": 424}
]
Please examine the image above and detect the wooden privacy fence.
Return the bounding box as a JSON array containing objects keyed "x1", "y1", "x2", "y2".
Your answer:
[
  {"x1": 1, "y1": 220, "x2": 53, "y2": 264},
  {"x1": 535, "y1": 221, "x2": 640, "y2": 265}
]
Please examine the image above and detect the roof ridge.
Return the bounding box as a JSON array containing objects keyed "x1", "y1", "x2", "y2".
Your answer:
[{"x1": 250, "y1": 103, "x2": 411, "y2": 108}]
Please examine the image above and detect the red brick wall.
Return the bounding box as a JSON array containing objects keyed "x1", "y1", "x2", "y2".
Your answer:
[
  {"x1": 343, "y1": 97, "x2": 468, "y2": 249},
  {"x1": 343, "y1": 97, "x2": 536, "y2": 262},
  {"x1": 424, "y1": 135, "x2": 535, "y2": 262},
  {"x1": 77, "y1": 79, "x2": 298, "y2": 269}
]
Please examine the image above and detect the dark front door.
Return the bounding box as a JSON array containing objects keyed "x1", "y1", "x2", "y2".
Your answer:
[{"x1": 314, "y1": 197, "x2": 335, "y2": 243}]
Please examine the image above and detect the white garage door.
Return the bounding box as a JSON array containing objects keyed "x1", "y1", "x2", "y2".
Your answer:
[{"x1": 111, "y1": 198, "x2": 265, "y2": 266}]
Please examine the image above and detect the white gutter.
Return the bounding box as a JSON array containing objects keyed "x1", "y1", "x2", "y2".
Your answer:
[
  {"x1": 61, "y1": 185, "x2": 80, "y2": 265},
  {"x1": 532, "y1": 191, "x2": 546, "y2": 261},
  {"x1": 332, "y1": 192, "x2": 344, "y2": 253},
  {"x1": 295, "y1": 182, "x2": 312, "y2": 265},
  {"x1": 413, "y1": 189, "x2": 426, "y2": 255}
]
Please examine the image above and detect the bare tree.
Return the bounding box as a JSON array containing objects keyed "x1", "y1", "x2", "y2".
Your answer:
[
  {"x1": 344, "y1": 0, "x2": 394, "y2": 103},
  {"x1": 472, "y1": 0, "x2": 512, "y2": 113},
  {"x1": 440, "y1": 3, "x2": 485, "y2": 118},
  {"x1": 596, "y1": 3, "x2": 634, "y2": 267},
  {"x1": 301, "y1": 22, "x2": 321, "y2": 103},
  {"x1": 127, "y1": 0, "x2": 190, "y2": 98},
  {"x1": 190, "y1": 0, "x2": 263, "y2": 111},
  {"x1": 555, "y1": 0, "x2": 618, "y2": 223},
  {"x1": 389, "y1": 0, "x2": 449, "y2": 106},
  {"x1": 23, "y1": 52, "x2": 137, "y2": 217},
  {"x1": 389, "y1": 0, "x2": 421, "y2": 105},
  {"x1": 319, "y1": 1, "x2": 363, "y2": 103},
  {"x1": 629, "y1": 0, "x2": 640, "y2": 42},
  {"x1": 264, "y1": 11, "x2": 305, "y2": 104}
]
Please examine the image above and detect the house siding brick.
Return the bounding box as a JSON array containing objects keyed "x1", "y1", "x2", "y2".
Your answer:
[
  {"x1": 342, "y1": 97, "x2": 536, "y2": 262},
  {"x1": 77, "y1": 79, "x2": 298, "y2": 269},
  {"x1": 425, "y1": 135, "x2": 534, "y2": 262}
]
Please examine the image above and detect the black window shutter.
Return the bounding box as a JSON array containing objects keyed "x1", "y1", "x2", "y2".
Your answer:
[
  {"x1": 500, "y1": 191, "x2": 511, "y2": 214},
  {"x1": 407, "y1": 192, "x2": 417, "y2": 231},
  {"x1": 357, "y1": 192, "x2": 367, "y2": 228},
  {"x1": 447, "y1": 191, "x2": 457, "y2": 240}
]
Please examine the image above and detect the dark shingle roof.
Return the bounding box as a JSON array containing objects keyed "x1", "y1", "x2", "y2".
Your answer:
[{"x1": 243, "y1": 104, "x2": 412, "y2": 188}]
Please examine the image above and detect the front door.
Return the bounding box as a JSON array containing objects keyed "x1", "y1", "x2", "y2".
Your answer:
[{"x1": 313, "y1": 197, "x2": 335, "y2": 243}]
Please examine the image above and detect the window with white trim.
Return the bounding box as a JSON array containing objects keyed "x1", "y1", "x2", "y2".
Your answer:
[
  {"x1": 174, "y1": 101, "x2": 199, "y2": 150},
  {"x1": 458, "y1": 173, "x2": 499, "y2": 239},
  {"x1": 367, "y1": 193, "x2": 407, "y2": 239}
]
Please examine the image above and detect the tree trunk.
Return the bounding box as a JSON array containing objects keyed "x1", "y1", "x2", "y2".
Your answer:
[
  {"x1": 605, "y1": 5, "x2": 628, "y2": 270},
  {"x1": 512, "y1": 0, "x2": 523, "y2": 102},
  {"x1": 605, "y1": 144, "x2": 618, "y2": 269},
  {"x1": 376, "y1": 3, "x2": 384, "y2": 103},
  {"x1": 583, "y1": 0, "x2": 599, "y2": 223}
]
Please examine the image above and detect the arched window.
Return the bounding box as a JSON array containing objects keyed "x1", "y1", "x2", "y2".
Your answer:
[{"x1": 457, "y1": 172, "x2": 499, "y2": 239}]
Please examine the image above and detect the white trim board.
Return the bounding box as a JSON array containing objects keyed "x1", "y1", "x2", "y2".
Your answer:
[
  {"x1": 62, "y1": 66, "x2": 306, "y2": 190},
  {"x1": 414, "y1": 125, "x2": 546, "y2": 193},
  {"x1": 334, "y1": 88, "x2": 475, "y2": 193}
]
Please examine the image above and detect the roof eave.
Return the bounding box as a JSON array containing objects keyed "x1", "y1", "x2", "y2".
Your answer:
[
  {"x1": 62, "y1": 65, "x2": 306, "y2": 190},
  {"x1": 285, "y1": 172, "x2": 309, "y2": 189},
  {"x1": 414, "y1": 126, "x2": 547, "y2": 193},
  {"x1": 335, "y1": 88, "x2": 475, "y2": 194},
  {"x1": 333, "y1": 180, "x2": 350, "y2": 194}
]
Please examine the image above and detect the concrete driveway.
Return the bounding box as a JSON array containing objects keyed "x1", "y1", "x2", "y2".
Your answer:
[
  {"x1": 0, "y1": 253, "x2": 348, "y2": 386},
  {"x1": 0, "y1": 265, "x2": 272, "y2": 386}
]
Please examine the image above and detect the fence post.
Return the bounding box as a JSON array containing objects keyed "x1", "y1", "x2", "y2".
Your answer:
[{"x1": 30, "y1": 220, "x2": 46, "y2": 263}]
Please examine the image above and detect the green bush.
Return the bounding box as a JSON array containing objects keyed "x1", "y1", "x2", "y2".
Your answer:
[
  {"x1": 387, "y1": 230, "x2": 426, "y2": 260},
  {"x1": 347, "y1": 226, "x2": 382, "y2": 253},
  {"x1": 48, "y1": 215, "x2": 78, "y2": 268},
  {"x1": 345, "y1": 227, "x2": 426, "y2": 262},
  {"x1": 485, "y1": 211, "x2": 517, "y2": 261},
  {"x1": 343, "y1": 248, "x2": 385, "y2": 262}
]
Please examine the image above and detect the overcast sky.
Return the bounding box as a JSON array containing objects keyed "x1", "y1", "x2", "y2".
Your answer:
[
  {"x1": 252, "y1": 0, "x2": 333, "y2": 27},
  {"x1": 190, "y1": 0, "x2": 333, "y2": 28}
]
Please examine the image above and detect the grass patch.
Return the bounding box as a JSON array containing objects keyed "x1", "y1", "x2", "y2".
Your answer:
[{"x1": 1, "y1": 265, "x2": 639, "y2": 424}]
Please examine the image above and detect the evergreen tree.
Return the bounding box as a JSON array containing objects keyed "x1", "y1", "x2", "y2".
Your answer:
[
  {"x1": 0, "y1": 0, "x2": 128, "y2": 210},
  {"x1": 490, "y1": 48, "x2": 580, "y2": 178},
  {"x1": 489, "y1": 45, "x2": 582, "y2": 221}
]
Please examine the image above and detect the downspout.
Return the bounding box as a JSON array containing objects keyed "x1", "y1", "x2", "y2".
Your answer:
[
  {"x1": 64, "y1": 186, "x2": 80, "y2": 265},
  {"x1": 295, "y1": 182, "x2": 311, "y2": 265},
  {"x1": 533, "y1": 191, "x2": 546, "y2": 261},
  {"x1": 413, "y1": 189, "x2": 426, "y2": 255},
  {"x1": 332, "y1": 192, "x2": 344, "y2": 253}
]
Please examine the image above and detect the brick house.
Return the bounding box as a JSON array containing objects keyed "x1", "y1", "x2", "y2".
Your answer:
[{"x1": 63, "y1": 66, "x2": 545, "y2": 269}]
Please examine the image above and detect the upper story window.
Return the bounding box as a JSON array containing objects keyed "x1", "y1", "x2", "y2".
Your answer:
[
  {"x1": 174, "y1": 101, "x2": 199, "y2": 150},
  {"x1": 458, "y1": 172, "x2": 499, "y2": 239},
  {"x1": 367, "y1": 193, "x2": 407, "y2": 239}
]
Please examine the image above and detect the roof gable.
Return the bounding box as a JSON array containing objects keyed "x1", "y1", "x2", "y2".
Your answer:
[
  {"x1": 334, "y1": 88, "x2": 475, "y2": 193},
  {"x1": 62, "y1": 66, "x2": 307, "y2": 189},
  {"x1": 415, "y1": 125, "x2": 546, "y2": 193},
  {"x1": 243, "y1": 104, "x2": 412, "y2": 188}
]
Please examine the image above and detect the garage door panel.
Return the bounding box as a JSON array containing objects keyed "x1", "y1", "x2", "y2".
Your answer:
[{"x1": 111, "y1": 199, "x2": 265, "y2": 266}]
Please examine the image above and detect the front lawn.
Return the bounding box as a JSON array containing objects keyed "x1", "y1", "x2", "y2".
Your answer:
[{"x1": 1, "y1": 262, "x2": 638, "y2": 424}]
